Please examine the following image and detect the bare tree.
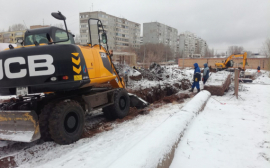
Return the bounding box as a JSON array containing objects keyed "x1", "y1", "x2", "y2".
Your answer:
[
  {"x1": 228, "y1": 46, "x2": 244, "y2": 55},
  {"x1": 205, "y1": 48, "x2": 214, "y2": 58},
  {"x1": 123, "y1": 43, "x2": 173, "y2": 64},
  {"x1": 8, "y1": 24, "x2": 26, "y2": 31},
  {"x1": 243, "y1": 51, "x2": 253, "y2": 58},
  {"x1": 262, "y1": 38, "x2": 270, "y2": 58},
  {"x1": 221, "y1": 52, "x2": 226, "y2": 57},
  {"x1": 261, "y1": 38, "x2": 270, "y2": 72}
]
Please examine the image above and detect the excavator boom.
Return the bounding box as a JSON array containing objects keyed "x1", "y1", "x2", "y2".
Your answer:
[{"x1": 215, "y1": 52, "x2": 247, "y2": 70}]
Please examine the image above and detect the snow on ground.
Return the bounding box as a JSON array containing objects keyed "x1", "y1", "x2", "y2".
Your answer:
[
  {"x1": 7, "y1": 91, "x2": 210, "y2": 168},
  {"x1": 170, "y1": 84, "x2": 270, "y2": 168},
  {"x1": 253, "y1": 70, "x2": 270, "y2": 84},
  {"x1": 128, "y1": 67, "x2": 195, "y2": 90},
  {"x1": 205, "y1": 71, "x2": 230, "y2": 86},
  {"x1": 244, "y1": 69, "x2": 257, "y2": 76}
]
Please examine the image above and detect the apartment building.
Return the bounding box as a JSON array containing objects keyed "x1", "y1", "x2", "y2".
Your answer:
[
  {"x1": 178, "y1": 31, "x2": 208, "y2": 57},
  {"x1": 0, "y1": 30, "x2": 26, "y2": 43},
  {"x1": 79, "y1": 11, "x2": 141, "y2": 50},
  {"x1": 143, "y1": 22, "x2": 178, "y2": 54}
]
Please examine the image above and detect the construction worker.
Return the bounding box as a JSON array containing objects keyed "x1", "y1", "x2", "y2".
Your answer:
[
  {"x1": 202, "y1": 63, "x2": 210, "y2": 84},
  {"x1": 189, "y1": 63, "x2": 201, "y2": 93},
  {"x1": 257, "y1": 66, "x2": 261, "y2": 73}
]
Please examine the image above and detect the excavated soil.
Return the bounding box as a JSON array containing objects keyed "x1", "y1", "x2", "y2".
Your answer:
[
  {"x1": 82, "y1": 92, "x2": 194, "y2": 139},
  {"x1": 129, "y1": 74, "x2": 142, "y2": 81}
]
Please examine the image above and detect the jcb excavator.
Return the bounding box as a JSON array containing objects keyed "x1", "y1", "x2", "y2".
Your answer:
[
  {"x1": 0, "y1": 12, "x2": 147, "y2": 144},
  {"x1": 215, "y1": 52, "x2": 247, "y2": 71}
]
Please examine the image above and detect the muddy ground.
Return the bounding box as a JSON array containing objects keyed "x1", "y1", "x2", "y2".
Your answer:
[{"x1": 0, "y1": 89, "x2": 195, "y2": 168}]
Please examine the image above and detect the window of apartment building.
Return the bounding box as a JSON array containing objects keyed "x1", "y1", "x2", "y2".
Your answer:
[
  {"x1": 15, "y1": 32, "x2": 23, "y2": 36},
  {"x1": 80, "y1": 20, "x2": 87, "y2": 23},
  {"x1": 3, "y1": 34, "x2": 10, "y2": 38},
  {"x1": 80, "y1": 24, "x2": 88, "y2": 28}
]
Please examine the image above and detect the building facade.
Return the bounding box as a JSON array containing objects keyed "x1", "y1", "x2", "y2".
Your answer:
[
  {"x1": 30, "y1": 25, "x2": 50, "y2": 29},
  {"x1": 143, "y1": 22, "x2": 178, "y2": 54},
  {"x1": 178, "y1": 31, "x2": 208, "y2": 58},
  {"x1": 0, "y1": 30, "x2": 26, "y2": 43},
  {"x1": 79, "y1": 11, "x2": 141, "y2": 51}
]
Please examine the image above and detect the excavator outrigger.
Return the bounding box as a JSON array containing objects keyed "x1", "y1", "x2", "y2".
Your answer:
[
  {"x1": 0, "y1": 12, "x2": 148, "y2": 144},
  {"x1": 215, "y1": 52, "x2": 247, "y2": 71}
]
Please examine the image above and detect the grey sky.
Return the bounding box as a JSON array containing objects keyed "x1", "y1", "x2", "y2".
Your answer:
[{"x1": 0, "y1": 0, "x2": 269, "y2": 53}]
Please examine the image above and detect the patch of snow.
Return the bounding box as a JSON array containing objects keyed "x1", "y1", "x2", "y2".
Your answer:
[
  {"x1": 170, "y1": 84, "x2": 270, "y2": 168},
  {"x1": 205, "y1": 71, "x2": 230, "y2": 86},
  {"x1": 14, "y1": 92, "x2": 210, "y2": 168},
  {"x1": 253, "y1": 70, "x2": 270, "y2": 84}
]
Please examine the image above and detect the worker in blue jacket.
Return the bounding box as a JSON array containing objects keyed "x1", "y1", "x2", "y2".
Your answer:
[
  {"x1": 202, "y1": 63, "x2": 210, "y2": 84},
  {"x1": 190, "y1": 63, "x2": 201, "y2": 93}
]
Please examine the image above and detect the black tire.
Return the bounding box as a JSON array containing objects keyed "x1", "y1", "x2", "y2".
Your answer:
[
  {"x1": 103, "y1": 107, "x2": 116, "y2": 120},
  {"x1": 49, "y1": 100, "x2": 85, "y2": 145},
  {"x1": 103, "y1": 89, "x2": 130, "y2": 119},
  {"x1": 39, "y1": 102, "x2": 56, "y2": 142}
]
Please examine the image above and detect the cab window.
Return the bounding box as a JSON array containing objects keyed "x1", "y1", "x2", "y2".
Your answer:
[
  {"x1": 24, "y1": 33, "x2": 48, "y2": 45},
  {"x1": 54, "y1": 29, "x2": 75, "y2": 44}
]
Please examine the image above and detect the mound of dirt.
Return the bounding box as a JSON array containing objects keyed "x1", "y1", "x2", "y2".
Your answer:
[{"x1": 129, "y1": 74, "x2": 142, "y2": 81}]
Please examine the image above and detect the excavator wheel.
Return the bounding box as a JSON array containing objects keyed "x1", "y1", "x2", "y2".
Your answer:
[
  {"x1": 39, "y1": 102, "x2": 57, "y2": 142},
  {"x1": 103, "y1": 107, "x2": 116, "y2": 120},
  {"x1": 49, "y1": 100, "x2": 85, "y2": 145},
  {"x1": 103, "y1": 89, "x2": 130, "y2": 120}
]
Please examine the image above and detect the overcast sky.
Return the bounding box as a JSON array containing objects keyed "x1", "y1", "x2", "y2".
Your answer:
[{"x1": 0, "y1": 0, "x2": 269, "y2": 53}]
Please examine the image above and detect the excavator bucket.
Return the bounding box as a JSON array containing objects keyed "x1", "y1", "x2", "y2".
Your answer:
[
  {"x1": 128, "y1": 93, "x2": 149, "y2": 109},
  {"x1": 0, "y1": 110, "x2": 40, "y2": 142}
]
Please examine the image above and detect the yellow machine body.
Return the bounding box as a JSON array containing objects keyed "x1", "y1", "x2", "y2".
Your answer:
[{"x1": 215, "y1": 52, "x2": 247, "y2": 70}]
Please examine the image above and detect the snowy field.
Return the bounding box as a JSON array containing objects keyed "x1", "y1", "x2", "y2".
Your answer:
[
  {"x1": 171, "y1": 84, "x2": 270, "y2": 168},
  {"x1": 0, "y1": 68, "x2": 269, "y2": 168},
  {"x1": 0, "y1": 92, "x2": 210, "y2": 168}
]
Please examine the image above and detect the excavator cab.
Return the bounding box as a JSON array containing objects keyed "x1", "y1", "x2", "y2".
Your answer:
[
  {"x1": 226, "y1": 60, "x2": 234, "y2": 67},
  {"x1": 24, "y1": 27, "x2": 75, "y2": 46}
]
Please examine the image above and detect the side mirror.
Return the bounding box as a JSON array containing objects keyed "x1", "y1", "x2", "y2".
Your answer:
[
  {"x1": 101, "y1": 32, "x2": 107, "y2": 44},
  {"x1": 51, "y1": 11, "x2": 66, "y2": 20},
  {"x1": 17, "y1": 39, "x2": 23, "y2": 43}
]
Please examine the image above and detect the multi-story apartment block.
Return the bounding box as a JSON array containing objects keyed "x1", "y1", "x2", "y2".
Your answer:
[
  {"x1": 178, "y1": 31, "x2": 208, "y2": 57},
  {"x1": 0, "y1": 30, "x2": 26, "y2": 43},
  {"x1": 79, "y1": 11, "x2": 141, "y2": 50},
  {"x1": 143, "y1": 22, "x2": 178, "y2": 54}
]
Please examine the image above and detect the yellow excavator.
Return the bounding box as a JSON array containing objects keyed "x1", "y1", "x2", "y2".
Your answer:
[
  {"x1": 215, "y1": 52, "x2": 247, "y2": 71},
  {"x1": 0, "y1": 12, "x2": 147, "y2": 144}
]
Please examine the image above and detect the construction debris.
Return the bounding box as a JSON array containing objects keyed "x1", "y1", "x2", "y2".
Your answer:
[{"x1": 204, "y1": 71, "x2": 231, "y2": 96}]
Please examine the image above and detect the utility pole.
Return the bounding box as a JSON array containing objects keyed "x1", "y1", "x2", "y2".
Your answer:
[
  {"x1": 143, "y1": 44, "x2": 145, "y2": 69},
  {"x1": 182, "y1": 50, "x2": 184, "y2": 69},
  {"x1": 166, "y1": 47, "x2": 167, "y2": 62}
]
